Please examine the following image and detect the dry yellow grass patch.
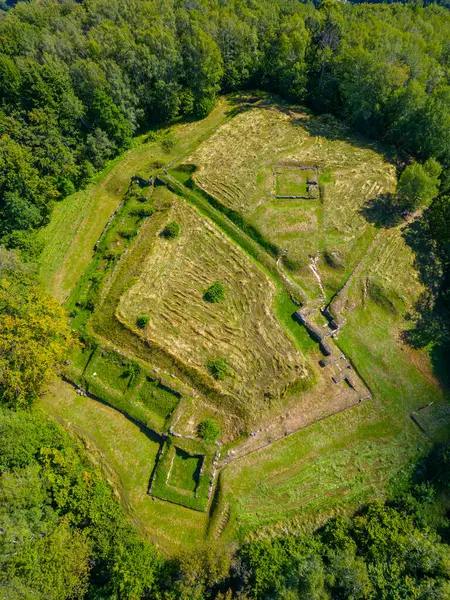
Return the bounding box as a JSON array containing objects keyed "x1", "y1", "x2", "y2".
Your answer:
[
  {"x1": 117, "y1": 195, "x2": 309, "y2": 418},
  {"x1": 188, "y1": 106, "x2": 396, "y2": 292}
]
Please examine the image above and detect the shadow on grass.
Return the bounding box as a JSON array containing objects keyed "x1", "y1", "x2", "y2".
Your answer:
[
  {"x1": 62, "y1": 375, "x2": 164, "y2": 445},
  {"x1": 400, "y1": 212, "x2": 450, "y2": 391},
  {"x1": 361, "y1": 193, "x2": 404, "y2": 229}
]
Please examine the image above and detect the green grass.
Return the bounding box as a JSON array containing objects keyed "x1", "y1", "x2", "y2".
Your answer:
[
  {"x1": 39, "y1": 381, "x2": 207, "y2": 555},
  {"x1": 218, "y1": 297, "x2": 448, "y2": 542},
  {"x1": 66, "y1": 346, "x2": 181, "y2": 433},
  {"x1": 87, "y1": 350, "x2": 132, "y2": 394},
  {"x1": 116, "y1": 192, "x2": 309, "y2": 423},
  {"x1": 336, "y1": 303, "x2": 447, "y2": 418},
  {"x1": 274, "y1": 290, "x2": 316, "y2": 355},
  {"x1": 138, "y1": 377, "x2": 180, "y2": 422},
  {"x1": 38, "y1": 99, "x2": 234, "y2": 300},
  {"x1": 188, "y1": 105, "x2": 396, "y2": 296},
  {"x1": 275, "y1": 169, "x2": 314, "y2": 197},
  {"x1": 221, "y1": 407, "x2": 424, "y2": 541},
  {"x1": 37, "y1": 93, "x2": 448, "y2": 551},
  {"x1": 169, "y1": 448, "x2": 202, "y2": 492},
  {"x1": 150, "y1": 435, "x2": 217, "y2": 512}
]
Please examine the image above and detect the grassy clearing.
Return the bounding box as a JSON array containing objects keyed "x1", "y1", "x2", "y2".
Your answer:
[
  {"x1": 39, "y1": 380, "x2": 207, "y2": 554},
  {"x1": 188, "y1": 104, "x2": 396, "y2": 297},
  {"x1": 218, "y1": 292, "x2": 448, "y2": 542},
  {"x1": 336, "y1": 303, "x2": 447, "y2": 420},
  {"x1": 117, "y1": 194, "x2": 309, "y2": 423},
  {"x1": 169, "y1": 448, "x2": 202, "y2": 492},
  {"x1": 37, "y1": 93, "x2": 448, "y2": 551},
  {"x1": 275, "y1": 168, "x2": 316, "y2": 197},
  {"x1": 66, "y1": 346, "x2": 180, "y2": 432},
  {"x1": 220, "y1": 401, "x2": 425, "y2": 542},
  {"x1": 274, "y1": 290, "x2": 317, "y2": 355},
  {"x1": 173, "y1": 397, "x2": 242, "y2": 443},
  {"x1": 138, "y1": 377, "x2": 180, "y2": 423},
  {"x1": 150, "y1": 435, "x2": 217, "y2": 512},
  {"x1": 38, "y1": 99, "x2": 233, "y2": 300}
]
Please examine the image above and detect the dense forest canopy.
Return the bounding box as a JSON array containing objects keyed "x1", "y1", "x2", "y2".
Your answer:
[
  {"x1": 1, "y1": 400, "x2": 450, "y2": 599},
  {"x1": 1, "y1": 0, "x2": 450, "y2": 598},
  {"x1": 0, "y1": 0, "x2": 450, "y2": 247},
  {"x1": 0, "y1": 0, "x2": 448, "y2": 360}
]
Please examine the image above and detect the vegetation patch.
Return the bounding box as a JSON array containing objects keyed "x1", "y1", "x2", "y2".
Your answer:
[
  {"x1": 40, "y1": 381, "x2": 207, "y2": 555},
  {"x1": 66, "y1": 346, "x2": 181, "y2": 432},
  {"x1": 136, "y1": 315, "x2": 149, "y2": 329},
  {"x1": 203, "y1": 281, "x2": 226, "y2": 303},
  {"x1": 198, "y1": 418, "x2": 221, "y2": 442},
  {"x1": 37, "y1": 90, "x2": 447, "y2": 551},
  {"x1": 168, "y1": 448, "x2": 203, "y2": 492},
  {"x1": 207, "y1": 359, "x2": 230, "y2": 381},
  {"x1": 150, "y1": 435, "x2": 218, "y2": 512},
  {"x1": 188, "y1": 107, "x2": 396, "y2": 297},
  {"x1": 138, "y1": 376, "x2": 180, "y2": 422},
  {"x1": 275, "y1": 167, "x2": 319, "y2": 199},
  {"x1": 162, "y1": 221, "x2": 181, "y2": 239},
  {"x1": 116, "y1": 195, "x2": 309, "y2": 421}
]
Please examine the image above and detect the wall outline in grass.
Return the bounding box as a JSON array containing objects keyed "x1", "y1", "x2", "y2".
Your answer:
[
  {"x1": 274, "y1": 165, "x2": 320, "y2": 199},
  {"x1": 149, "y1": 434, "x2": 219, "y2": 512}
]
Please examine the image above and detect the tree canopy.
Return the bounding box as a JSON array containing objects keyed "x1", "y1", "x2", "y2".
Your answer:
[
  {"x1": 0, "y1": 249, "x2": 75, "y2": 407},
  {"x1": 397, "y1": 159, "x2": 442, "y2": 212},
  {"x1": 1, "y1": 0, "x2": 450, "y2": 256}
]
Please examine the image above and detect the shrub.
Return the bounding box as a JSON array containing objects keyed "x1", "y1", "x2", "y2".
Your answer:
[
  {"x1": 118, "y1": 226, "x2": 137, "y2": 239},
  {"x1": 207, "y1": 359, "x2": 230, "y2": 380},
  {"x1": 136, "y1": 315, "x2": 149, "y2": 329},
  {"x1": 151, "y1": 158, "x2": 165, "y2": 169},
  {"x1": 84, "y1": 298, "x2": 95, "y2": 312},
  {"x1": 103, "y1": 249, "x2": 122, "y2": 262},
  {"x1": 197, "y1": 419, "x2": 221, "y2": 442},
  {"x1": 203, "y1": 281, "x2": 225, "y2": 303},
  {"x1": 161, "y1": 134, "x2": 175, "y2": 152},
  {"x1": 130, "y1": 205, "x2": 155, "y2": 218},
  {"x1": 122, "y1": 361, "x2": 141, "y2": 383},
  {"x1": 397, "y1": 159, "x2": 441, "y2": 212},
  {"x1": 195, "y1": 95, "x2": 216, "y2": 118},
  {"x1": 162, "y1": 221, "x2": 181, "y2": 239}
]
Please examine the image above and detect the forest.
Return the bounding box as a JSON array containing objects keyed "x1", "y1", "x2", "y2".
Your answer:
[
  {"x1": 0, "y1": 0, "x2": 449, "y2": 598},
  {"x1": 0, "y1": 0, "x2": 448, "y2": 357}
]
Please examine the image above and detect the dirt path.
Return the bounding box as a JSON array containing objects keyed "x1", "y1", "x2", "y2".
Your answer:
[{"x1": 309, "y1": 253, "x2": 326, "y2": 299}]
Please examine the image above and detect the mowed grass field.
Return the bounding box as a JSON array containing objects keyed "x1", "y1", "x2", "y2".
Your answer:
[
  {"x1": 219, "y1": 299, "x2": 447, "y2": 541},
  {"x1": 118, "y1": 194, "x2": 309, "y2": 422},
  {"x1": 169, "y1": 448, "x2": 202, "y2": 493},
  {"x1": 188, "y1": 104, "x2": 396, "y2": 297},
  {"x1": 215, "y1": 220, "x2": 448, "y2": 542},
  {"x1": 37, "y1": 98, "x2": 233, "y2": 300},
  {"x1": 36, "y1": 93, "x2": 449, "y2": 552},
  {"x1": 39, "y1": 380, "x2": 208, "y2": 555}
]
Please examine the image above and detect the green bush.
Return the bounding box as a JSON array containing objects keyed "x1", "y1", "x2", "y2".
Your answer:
[
  {"x1": 130, "y1": 205, "x2": 155, "y2": 218},
  {"x1": 103, "y1": 249, "x2": 122, "y2": 262},
  {"x1": 136, "y1": 315, "x2": 149, "y2": 329},
  {"x1": 203, "y1": 281, "x2": 225, "y2": 303},
  {"x1": 207, "y1": 359, "x2": 230, "y2": 380},
  {"x1": 197, "y1": 419, "x2": 220, "y2": 442},
  {"x1": 118, "y1": 226, "x2": 137, "y2": 239},
  {"x1": 162, "y1": 221, "x2": 181, "y2": 239}
]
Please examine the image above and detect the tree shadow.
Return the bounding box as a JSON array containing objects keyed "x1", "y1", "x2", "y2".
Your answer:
[
  {"x1": 295, "y1": 111, "x2": 400, "y2": 166},
  {"x1": 401, "y1": 213, "x2": 450, "y2": 390},
  {"x1": 402, "y1": 214, "x2": 441, "y2": 291},
  {"x1": 361, "y1": 193, "x2": 404, "y2": 228}
]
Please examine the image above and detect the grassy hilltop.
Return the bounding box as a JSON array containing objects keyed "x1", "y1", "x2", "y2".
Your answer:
[{"x1": 38, "y1": 94, "x2": 449, "y2": 552}]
